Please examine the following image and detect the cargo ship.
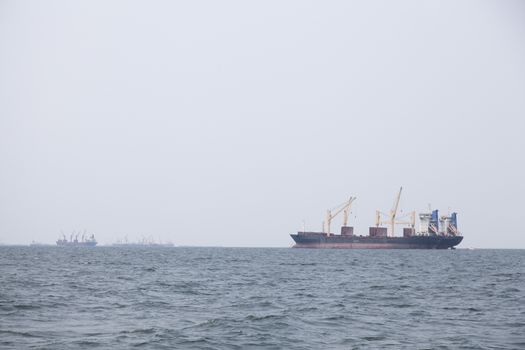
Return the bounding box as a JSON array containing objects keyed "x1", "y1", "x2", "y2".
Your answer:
[
  {"x1": 56, "y1": 232, "x2": 97, "y2": 247},
  {"x1": 29, "y1": 241, "x2": 52, "y2": 247},
  {"x1": 291, "y1": 187, "x2": 463, "y2": 249},
  {"x1": 112, "y1": 236, "x2": 174, "y2": 247}
]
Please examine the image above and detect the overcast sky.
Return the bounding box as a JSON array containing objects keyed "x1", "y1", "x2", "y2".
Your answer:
[{"x1": 1, "y1": 1, "x2": 524, "y2": 248}]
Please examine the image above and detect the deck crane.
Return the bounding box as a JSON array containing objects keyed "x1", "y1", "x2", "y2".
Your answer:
[
  {"x1": 324, "y1": 197, "x2": 356, "y2": 234},
  {"x1": 343, "y1": 197, "x2": 356, "y2": 227},
  {"x1": 375, "y1": 187, "x2": 415, "y2": 237}
]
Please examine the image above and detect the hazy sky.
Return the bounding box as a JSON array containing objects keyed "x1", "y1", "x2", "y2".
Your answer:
[{"x1": 1, "y1": 1, "x2": 524, "y2": 247}]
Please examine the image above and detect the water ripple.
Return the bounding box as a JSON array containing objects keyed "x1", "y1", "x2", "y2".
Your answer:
[{"x1": 0, "y1": 247, "x2": 523, "y2": 349}]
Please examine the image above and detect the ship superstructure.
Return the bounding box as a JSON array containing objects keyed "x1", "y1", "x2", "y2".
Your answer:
[
  {"x1": 56, "y1": 232, "x2": 97, "y2": 247},
  {"x1": 290, "y1": 187, "x2": 463, "y2": 249},
  {"x1": 112, "y1": 236, "x2": 174, "y2": 247}
]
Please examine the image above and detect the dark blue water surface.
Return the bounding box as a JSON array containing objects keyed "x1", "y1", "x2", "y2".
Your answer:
[{"x1": 0, "y1": 247, "x2": 523, "y2": 349}]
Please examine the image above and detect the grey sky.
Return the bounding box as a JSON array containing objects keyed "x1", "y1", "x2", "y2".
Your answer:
[{"x1": 1, "y1": 1, "x2": 524, "y2": 248}]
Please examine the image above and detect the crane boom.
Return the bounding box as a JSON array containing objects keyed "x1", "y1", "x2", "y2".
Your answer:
[
  {"x1": 324, "y1": 197, "x2": 356, "y2": 234},
  {"x1": 375, "y1": 187, "x2": 415, "y2": 237},
  {"x1": 391, "y1": 187, "x2": 402, "y2": 218},
  {"x1": 343, "y1": 197, "x2": 356, "y2": 226},
  {"x1": 389, "y1": 187, "x2": 403, "y2": 236}
]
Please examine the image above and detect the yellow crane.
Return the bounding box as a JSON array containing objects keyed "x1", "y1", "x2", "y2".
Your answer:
[
  {"x1": 324, "y1": 197, "x2": 356, "y2": 234},
  {"x1": 375, "y1": 187, "x2": 415, "y2": 237}
]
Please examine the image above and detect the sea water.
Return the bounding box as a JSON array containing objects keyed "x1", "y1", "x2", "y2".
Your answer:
[{"x1": 0, "y1": 247, "x2": 523, "y2": 349}]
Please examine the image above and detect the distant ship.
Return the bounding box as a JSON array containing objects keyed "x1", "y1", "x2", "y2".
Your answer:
[
  {"x1": 291, "y1": 187, "x2": 463, "y2": 249},
  {"x1": 111, "y1": 236, "x2": 174, "y2": 247},
  {"x1": 111, "y1": 242, "x2": 174, "y2": 247},
  {"x1": 29, "y1": 241, "x2": 52, "y2": 247},
  {"x1": 56, "y1": 232, "x2": 97, "y2": 247}
]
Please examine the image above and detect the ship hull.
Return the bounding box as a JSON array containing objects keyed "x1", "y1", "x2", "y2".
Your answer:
[
  {"x1": 56, "y1": 241, "x2": 97, "y2": 247},
  {"x1": 290, "y1": 233, "x2": 463, "y2": 249}
]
